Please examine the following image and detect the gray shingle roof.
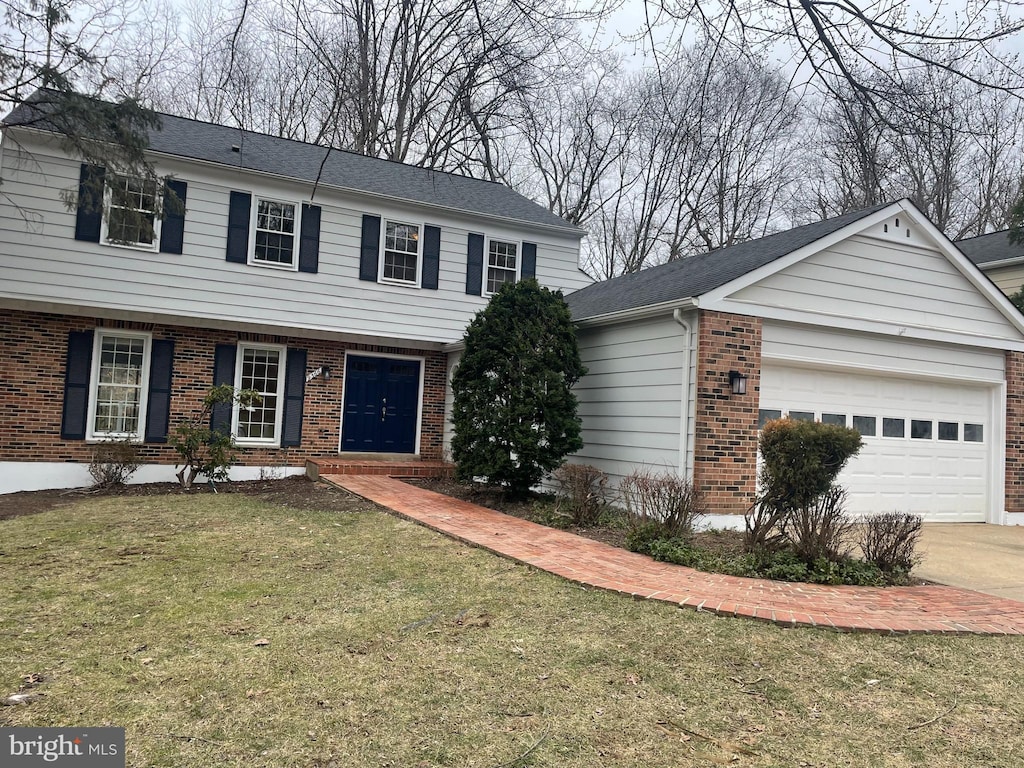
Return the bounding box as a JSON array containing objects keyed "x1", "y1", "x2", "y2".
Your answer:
[
  {"x1": 4, "y1": 95, "x2": 581, "y2": 234},
  {"x1": 955, "y1": 230, "x2": 1024, "y2": 266},
  {"x1": 566, "y1": 203, "x2": 891, "y2": 321}
]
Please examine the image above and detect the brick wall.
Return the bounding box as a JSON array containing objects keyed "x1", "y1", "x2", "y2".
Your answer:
[
  {"x1": 0, "y1": 309, "x2": 447, "y2": 467},
  {"x1": 1006, "y1": 350, "x2": 1024, "y2": 515},
  {"x1": 692, "y1": 310, "x2": 762, "y2": 516}
]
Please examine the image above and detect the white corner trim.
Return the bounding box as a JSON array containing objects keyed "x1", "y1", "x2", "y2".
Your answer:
[
  {"x1": 0, "y1": 462, "x2": 304, "y2": 495},
  {"x1": 1002, "y1": 512, "x2": 1024, "y2": 526}
]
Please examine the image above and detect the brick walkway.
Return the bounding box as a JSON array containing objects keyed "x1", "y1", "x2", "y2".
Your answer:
[{"x1": 326, "y1": 474, "x2": 1024, "y2": 636}]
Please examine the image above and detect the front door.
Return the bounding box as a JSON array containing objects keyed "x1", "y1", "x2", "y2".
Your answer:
[{"x1": 341, "y1": 355, "x2": 421, "y2": 453}]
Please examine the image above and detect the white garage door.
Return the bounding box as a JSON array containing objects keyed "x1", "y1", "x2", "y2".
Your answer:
[{"x1": 759, "y1": 365, "x2": 994, "y2": 522}]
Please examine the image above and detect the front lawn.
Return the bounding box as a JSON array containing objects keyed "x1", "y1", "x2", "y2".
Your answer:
[{"x1": 1, "y1": 482, "x2": 1021, "y2": 766}]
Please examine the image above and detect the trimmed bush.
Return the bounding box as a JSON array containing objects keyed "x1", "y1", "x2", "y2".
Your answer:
[
  {"x1": 88, "y1": 438, "x2": 141, "y2": 488},
  {"x1": 859, "y1": 512, "x2": 923, "y2": 575},
  {"x1": 171, "y1": 385, "x2": 260, "y2": 489},
  {"x1": 620, "y1": 467, "x2": 707, "y2": 539},
  {"x1": 552, "y1": 463, "x2": 608, "y2": 527}
]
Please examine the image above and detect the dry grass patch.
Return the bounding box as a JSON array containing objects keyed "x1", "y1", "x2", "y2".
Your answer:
[{"x1": 0, "y1": 489, "x2": 1022, "y2": 767}]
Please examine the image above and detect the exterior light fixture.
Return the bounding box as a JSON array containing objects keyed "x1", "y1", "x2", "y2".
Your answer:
[
  {"x1": 322, "y1": 366, "x2": 331, "y2": 381},
  {"x1": 728, "y1": 370, "x2": 747, "y2": 396}
]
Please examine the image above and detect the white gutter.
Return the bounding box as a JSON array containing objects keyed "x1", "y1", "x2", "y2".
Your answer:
[
  {"x1": 672, "y1": 308, "x2": 694, "y2": 479},
  {"x1": 576, "y1": 296, "x2": 700, "y2": 328}
]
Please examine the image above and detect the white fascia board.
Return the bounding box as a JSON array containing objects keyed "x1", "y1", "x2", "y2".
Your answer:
[
  {"x1": 705, "y1": 296, "x2": 1024, "y2": 352},
  {"x1": 697, "y1": 202, "x2": 905, "y2": 304},
  {"x1": 573, "y1": 297, "x2": 700, "y2": 328}
]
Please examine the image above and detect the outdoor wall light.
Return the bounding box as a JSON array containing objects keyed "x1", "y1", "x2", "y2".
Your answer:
[
  {"x1": 728, "y1": 370, "x2": 747, "y2": 396},
  {"x1": 322, "y1": 366, "x2": 332, "y2": 381}
]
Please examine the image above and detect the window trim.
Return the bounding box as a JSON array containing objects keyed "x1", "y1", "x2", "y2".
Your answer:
[
  {"x1": 85, "y1": 329, "x2": 153, "y2": 442},
  {"x1": 232, "y1": 342, "x2": 287, "y2": 447},
  {"x1": 483, "y1": 236, "x2": 522, "y2": 297},
  {"x1": 378, "y1": 218, "x2": 423, "y2": 287},
  {"x1": 100, "y1": 175, "x2": 162, "y2": 252},
  {"x1": 248, "y1": 196, "x2": 301, "y2": 271}
]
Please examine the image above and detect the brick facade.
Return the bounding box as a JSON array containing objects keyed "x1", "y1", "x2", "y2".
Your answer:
[
  {"x1": 1005, "y1": 350, "x2": 1024, "y2": 515},
  {"x1": 0, "y1": 309, "x2": 447, "y2": 468},
  {"x1": 692, "y1": 310, "x2": 762, "y2": 516}
]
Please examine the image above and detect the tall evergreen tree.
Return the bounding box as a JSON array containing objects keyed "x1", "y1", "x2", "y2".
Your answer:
[{"x1": 451, "y1": 279, "x2": 586, "y2": 496}]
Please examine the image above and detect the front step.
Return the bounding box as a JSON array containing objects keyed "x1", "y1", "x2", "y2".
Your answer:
[{"x1": 306, "y1": 458, "x2": 453, "y2": 481}]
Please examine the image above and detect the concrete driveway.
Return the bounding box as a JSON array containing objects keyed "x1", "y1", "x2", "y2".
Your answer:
[{"x1": 916, "y1": 524, "x2": 1024, "y2": 602}]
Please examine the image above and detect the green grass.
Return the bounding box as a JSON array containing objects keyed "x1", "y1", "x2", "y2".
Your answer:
[{"x1": 1, "y1": 491, "x2": 1023, "y2": 767}]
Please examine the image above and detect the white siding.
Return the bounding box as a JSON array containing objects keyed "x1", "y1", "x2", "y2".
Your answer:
[
  {"x1": 0, "y1": 131, "x2": 589, "y2": 346},
  {"x1": 761, "y1": 322, "x2": 1006, "y2": 383},
  {"x1": 570, "y1": 314, "x2": 696, "y2": 486},
  {"x1": 981, "y1": 263, "x2": 1024, "y2": 295},
  {"x1": 729, "y1": 234, "x2": 1021, "y2": 342}
]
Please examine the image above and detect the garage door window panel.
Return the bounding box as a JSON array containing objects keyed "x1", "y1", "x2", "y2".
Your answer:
[
  {"x1": 911, "y1": 420, "x2": 932, "y2": 440},
  {"x1": 964, "y1": 423, "x2": 984, "y2": 442},
  {"x1": 789, "y1": 411, "x2": 814, "y2": 422},
  {"x1": 882, "y1": 418, "x2": 905, "y2": 438},
  {"x1": 821, "y1": 413, "x2": 846, "y2": 426},
  {"x1": 853, "y1": 415, "x2": 877, "y2": 437},
  {"x1": 938, "y1": 422, "x2": 958, "y2": 441},
  {"x1": 758, "y1": 409, "x2": 782, "y2": 429}
]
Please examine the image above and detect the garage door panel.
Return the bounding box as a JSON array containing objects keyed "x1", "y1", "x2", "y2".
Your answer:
[{"x1": 761, "y1": 363, "x2": 994, "y2": 522}]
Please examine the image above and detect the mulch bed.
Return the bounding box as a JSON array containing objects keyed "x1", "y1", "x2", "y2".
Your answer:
[{"x1": 0, "y1": 475, "x2": 372, "y2": 521}]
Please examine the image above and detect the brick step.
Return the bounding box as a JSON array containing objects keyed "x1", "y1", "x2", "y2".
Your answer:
[{"x1": 306, "y1": 458, "x2": 452, "y2": 480}]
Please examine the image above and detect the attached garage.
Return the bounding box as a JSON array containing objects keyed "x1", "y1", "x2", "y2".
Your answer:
[
  {"x1": 759, "y1": 362, "x2": 997, "y2": 522},
  {"x1": 565, "y1": 199, "x2": 1024, "y2": 525}
]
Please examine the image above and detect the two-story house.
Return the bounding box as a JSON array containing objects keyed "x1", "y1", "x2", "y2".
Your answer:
[{"x1": 0, "y1": 100, "x2": 591, "y2": 493}]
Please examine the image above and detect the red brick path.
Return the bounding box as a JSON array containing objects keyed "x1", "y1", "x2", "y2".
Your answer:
[{"x1": 327, "y1": 474, "x2": 1024, "y2": 636}]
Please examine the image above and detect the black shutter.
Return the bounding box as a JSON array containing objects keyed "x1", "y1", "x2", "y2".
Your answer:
[
  {"x1": 521, "y1": 242, "x2": 537, "y2": 280},
  {"x1": 159, "y1": 179, "x2": 188, "y2": 254},
  {"x1": 298, "y1": 204, "x2": 321, "y2": 274},
  {"x1": 74, "y1": 165, "x2": 104, "y2": 243},
  {"x1": 466, "y1": 233, "x2": 484, "y2": 295},
  {"x1": 359, "y1": 214, "x2": 381, "y2": 281},
  {"x1": 61, "y1": 330, "x2": 94, "y2": 440},
  {"x1": 144, "y1": 339, "x2": 175, "y2": 443},
  {"x1": 422, "y1": 225, "x2": 441, "y2": 290},
  {"x1": 281, "y1": 348, "x2": 307, "y2": 447},
  {"x1": 211, "y1": 344, "x2": 237, "y2": 434},
  {"x1": 226, "y1": 191, "x2": 251, "y2": 264}
]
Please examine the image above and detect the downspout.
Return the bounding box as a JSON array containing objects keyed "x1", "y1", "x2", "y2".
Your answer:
[{"x1": 672, "y1": 308, "x2": 693, "y2": 479}]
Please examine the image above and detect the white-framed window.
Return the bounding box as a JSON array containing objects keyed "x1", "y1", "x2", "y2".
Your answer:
[
  {"x1": 101, "y1": 175, "x2": 161, "y2": 250},
  {"x1": 250, "y1": 198, "x2": 298, "y2": 269},
  {"x1": 233, "y1": 343, "x2": 286, "y2": 446},
  {"x1": 485, "y1": 238, "x2": 519, "y2": 295},
  {"x1": 86, "y1": 330, "x2": 152, "y2": 440},
  {"x1": 380, "y1": 220, "x2": 420, "y2": 285}
]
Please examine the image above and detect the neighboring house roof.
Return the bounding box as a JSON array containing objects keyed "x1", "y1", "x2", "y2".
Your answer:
[
  {"x1": 4, "y1": 94, "x2": 582, "y2": 235},
  {"x1": 566, "y1": 204, "x2": 890, "y2": 321},
  {"x1": 955, "y1": 230, "x2": 1024, "y2": 267}
]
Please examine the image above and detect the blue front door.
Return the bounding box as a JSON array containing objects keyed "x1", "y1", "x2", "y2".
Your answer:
[{"x1": 341, "y1": 355, "x2": 420, "y2": 453}]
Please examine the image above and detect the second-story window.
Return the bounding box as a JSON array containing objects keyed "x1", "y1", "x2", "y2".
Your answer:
[
  {"x1": 103, "y1": 175, "x2": 160, "y2": 249},
  {"x1": 486, "y1": 239, "x2": 519, "y2": 294},
  {"x1": 252, "y1": 198, "x2": 297, "y2": 268},
  {"x1": 382, "y1": 220, "x2": 420, "y2": 284}
]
